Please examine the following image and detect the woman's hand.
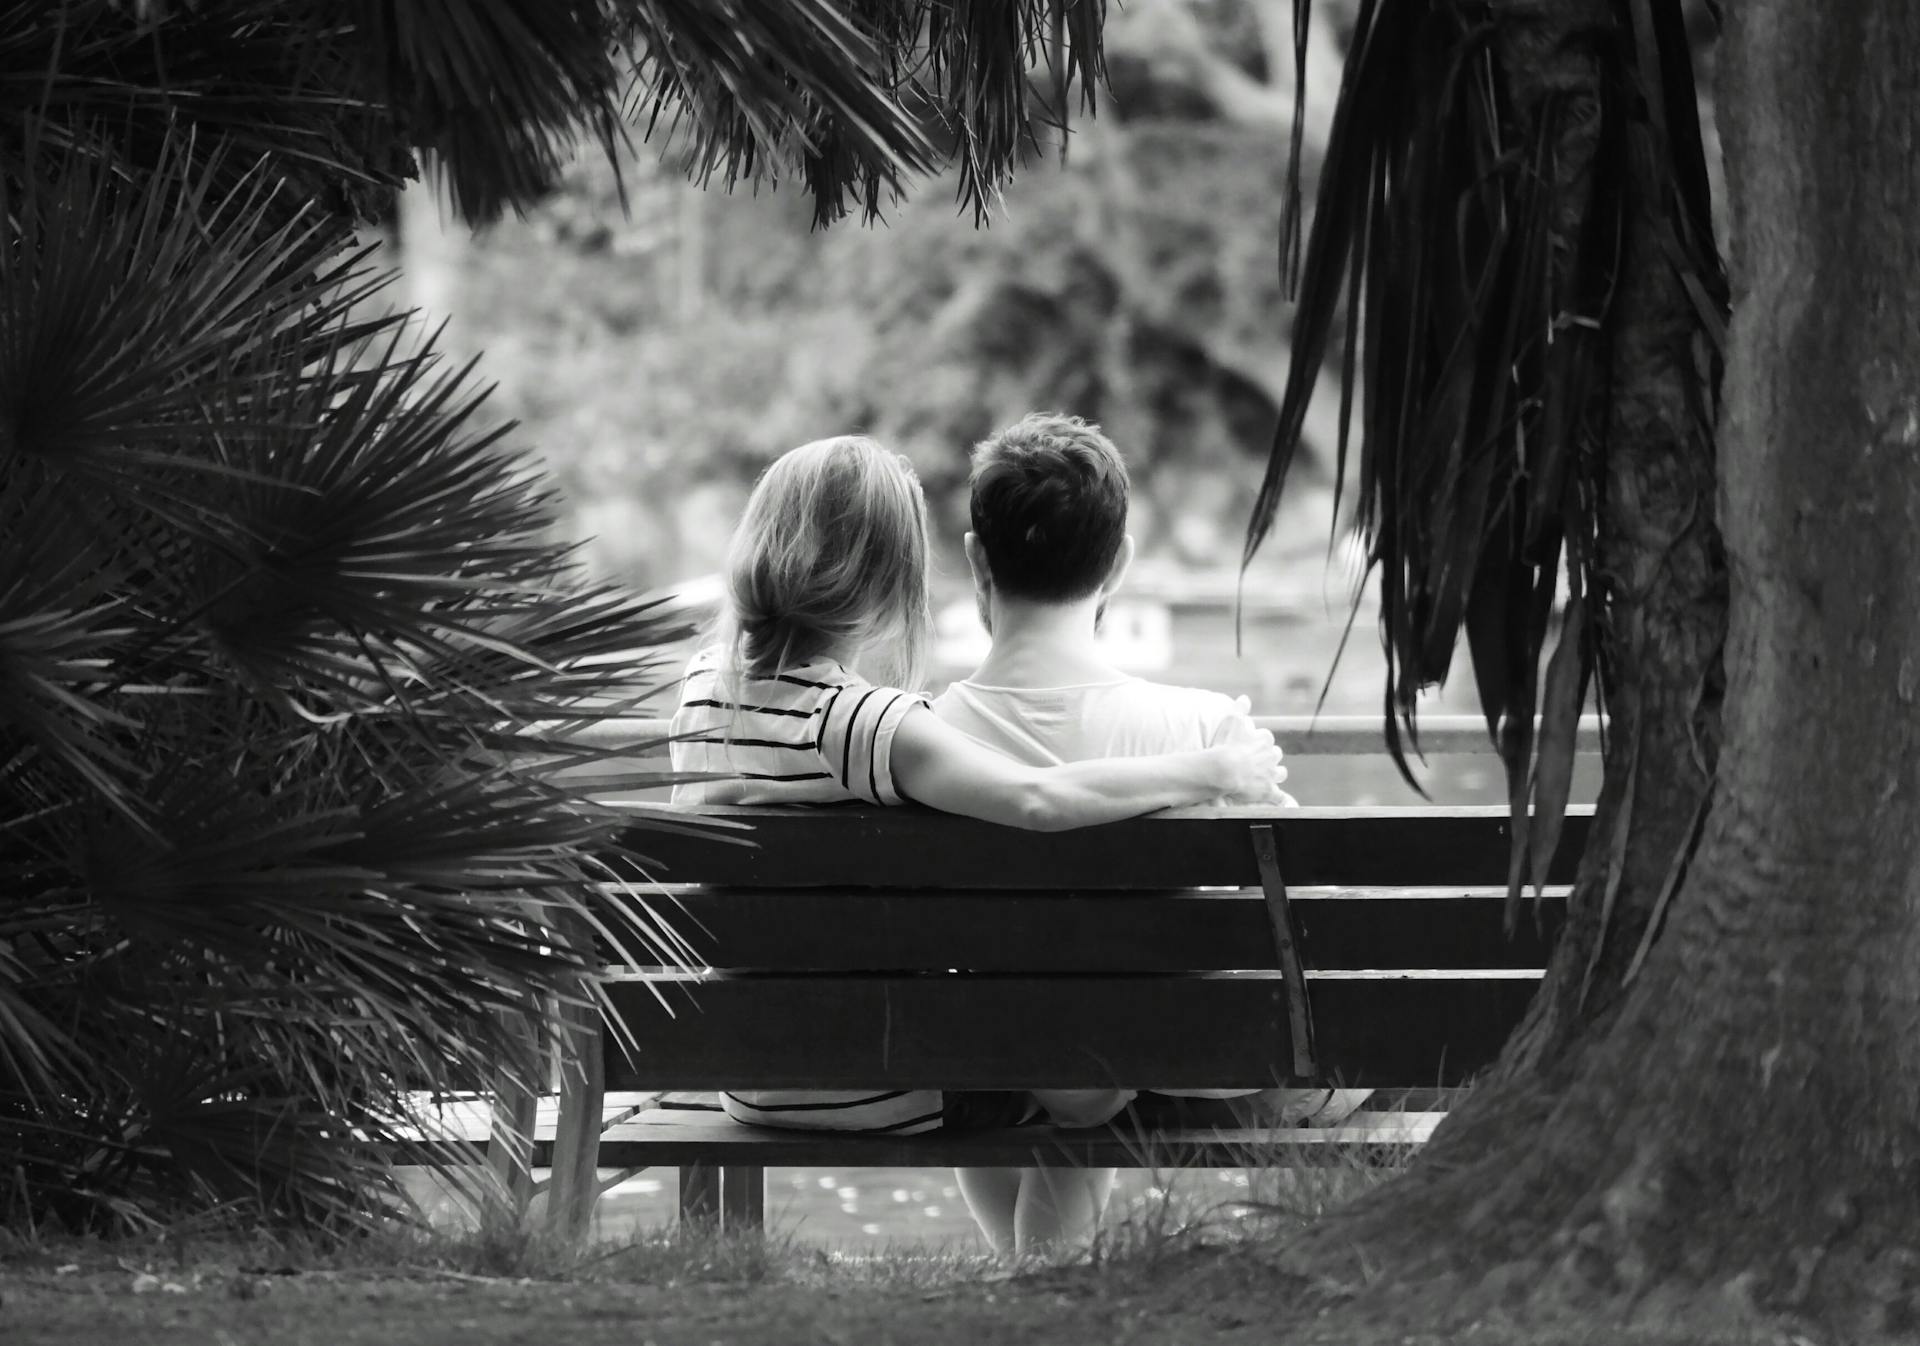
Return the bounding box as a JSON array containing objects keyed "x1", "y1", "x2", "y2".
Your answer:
[{"x1": 1209, "y1": 725, "x2": 1287, "y2": 800}]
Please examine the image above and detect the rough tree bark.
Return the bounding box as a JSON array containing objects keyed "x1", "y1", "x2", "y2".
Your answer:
[
  {"x1": 1487, "y1": 0, "x2": 1726, "y2": 1083},
  {"x1": 1282, "y1": 2, "x2": 1920, "y2": 1334},
  {"x1": 1389, "y1": 0, "x2": 1727, "y2": 1192}
]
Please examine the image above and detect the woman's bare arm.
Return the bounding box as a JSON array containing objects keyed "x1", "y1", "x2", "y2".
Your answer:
[{"x1": 887, "y1": 705, "x2": 1285, "y2": 831}]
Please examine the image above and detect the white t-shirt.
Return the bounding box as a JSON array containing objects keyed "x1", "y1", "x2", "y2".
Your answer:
[
  {"x1": 931, "y1": 674, "x2": 1251, "y2": 764},
  {"x1": 933, "y1": 672, "x2": 1272, "y2": 1117}
]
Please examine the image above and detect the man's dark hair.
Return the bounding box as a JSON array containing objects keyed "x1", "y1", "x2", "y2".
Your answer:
[{"x1": 968, "y1": 413, "x2": 1129, "y2": 603}]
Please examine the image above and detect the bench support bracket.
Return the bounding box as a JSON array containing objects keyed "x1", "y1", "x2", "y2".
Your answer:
[{"x1": 1249, "y1": 824, "x2": 1317, "y2": 1079}]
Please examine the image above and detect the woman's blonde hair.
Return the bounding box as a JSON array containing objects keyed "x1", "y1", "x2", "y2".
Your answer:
[{"x1": 721, "y1": 435, "x2": 932, "y2": 692}]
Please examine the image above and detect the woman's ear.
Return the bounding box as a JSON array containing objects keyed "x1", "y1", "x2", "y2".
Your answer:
[{"x1": 1102, "y1": 534, "x2": 1136, "y2": 596}]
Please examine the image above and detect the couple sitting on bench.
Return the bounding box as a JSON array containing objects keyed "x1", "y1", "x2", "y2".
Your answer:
[{"x1": 670, "y1": 413, "x2": 1363, "y2": 1254}]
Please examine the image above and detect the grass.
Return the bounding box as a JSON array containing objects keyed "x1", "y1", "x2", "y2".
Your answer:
[
  {"x1": 24, "y1": 1104, "x2": 1786, "y2": 1346},
  {"x1": 1, "y1": 1114, "x2": 1401, "y2": 1264},
  {"x1": 1085, "y1": 1103, "x2": 1416, "y2": 1271},
  {"x1": 2, "y1": 1099, "x2": 1426, "y2": 1285},
  {"x1": 1, "y1": 1135, "x2": 1782, "y2": 1346}
]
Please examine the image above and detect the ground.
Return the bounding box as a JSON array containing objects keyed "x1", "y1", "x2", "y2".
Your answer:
[{"x1": 1, "y1": 1236, "x2": 1805, "y2": 1346}]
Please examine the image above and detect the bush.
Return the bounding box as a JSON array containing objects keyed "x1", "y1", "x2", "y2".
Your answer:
[{"x1": 0, "y1": 26, "x2": 691, "y2": 1232}]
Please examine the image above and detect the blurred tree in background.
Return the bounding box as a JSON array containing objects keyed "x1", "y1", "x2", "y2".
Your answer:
[{"x1": 400, "y1": 0, "x2": 1358, "y2": 592}]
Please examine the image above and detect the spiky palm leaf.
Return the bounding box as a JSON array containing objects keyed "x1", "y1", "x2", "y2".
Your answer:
[
  {"x1": 3, "y1": 2, "x2": 1112, "y2": 232},
  {"x1": 622, "y1": 0, "x2": 942, "y2": 227},
  {"x1": 0, "y1": 145, "x2": 696, "y2": 1228},
  {"x1": 621, "y1": 0, "x2": 1110, "y2": 225},
  {"x1": 1245, "y1": 0, "x2": 1724, "y2": 893}
]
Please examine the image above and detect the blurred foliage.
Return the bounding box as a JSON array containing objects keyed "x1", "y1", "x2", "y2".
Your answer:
[{"x1": 418, "y1": 0, "x2": 1356, "y2": 592}]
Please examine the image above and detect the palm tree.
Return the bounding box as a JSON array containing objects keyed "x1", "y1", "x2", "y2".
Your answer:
[
  {"x1": 1251, "y1": 0, "x2": 1728, "y2": 1055},
  {"x1": 1249, "y1": 0, "x2": 1920, "y2": 1329},
  {"x1": 0, "y1": 0, "x2": 1109, "y2": 1231}
]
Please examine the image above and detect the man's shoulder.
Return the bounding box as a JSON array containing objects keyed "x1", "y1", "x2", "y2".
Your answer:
[
  {"x1": 1097, "y1": 677, "x2": 1244, "y2": 718},
  {"x1": 932, "y1": 674, "x2": 1241, "y2": 721},
  {"x1": 930, "y1": 672, "x2": 1249, "y2": 759},
  {"x1": 1076, "y1": 677, "x2": 1249, "y2": 751}
]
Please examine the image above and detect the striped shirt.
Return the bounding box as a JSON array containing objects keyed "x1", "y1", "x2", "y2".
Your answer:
[
  {"x1": 669, "y1": 645, "x2": 924, "y2": 806},
  {"x1": 669, "y1": 645, "x2": 943, "y2": 1134}
]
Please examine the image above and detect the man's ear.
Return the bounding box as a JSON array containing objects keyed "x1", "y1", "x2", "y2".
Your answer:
[
  {"x1": 963, "y1": 532, "x2": 995, "y2": 635},
  {"x1": 963, "y1": 532, "x2": 991, "y2": 591},
  {"x1": 1102, "y1": 534, "x2": 1136, "y2": 596}
]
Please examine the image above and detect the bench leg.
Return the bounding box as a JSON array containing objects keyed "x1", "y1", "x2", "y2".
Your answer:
[
  {"x1": 543, "y1": 990, "x2": 605, "y2": 1244},
  {"x1": 680, "y1": 1162, "x2": 721, "y2": 1229},
  {"x1": 721, "y1": 1166, "x2": 765, "y2": 1232},
  {"x1": 679, "y1": 1164, "x2": 765, "y2": 1233},
  {"x1": 483, "y1": 1004, "x2": 543, "y2": 1222}
]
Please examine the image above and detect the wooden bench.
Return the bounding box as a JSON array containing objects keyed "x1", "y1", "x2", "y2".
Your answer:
[{"x1": 502, "y1": 801, "x2": 1584, "y2": 1232}]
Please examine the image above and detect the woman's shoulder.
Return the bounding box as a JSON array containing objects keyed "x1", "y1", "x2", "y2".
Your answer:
[
  {"x1": 684, "y1": 650, "x2": 920, "y2": 713},
  {"x1": 811, "y1": 661, "x2": 930, "y2": 712},
  {"x1": 775, "y1": 657, "x2": 874, "y2": 693},
  {"x1": 686, "y1": 652, "x2": 871, "y2": 708}
]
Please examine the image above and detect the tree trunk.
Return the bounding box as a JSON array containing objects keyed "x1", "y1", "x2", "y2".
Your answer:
[
  {"x1": 1400, "y1": 0, "x2": 1728, "y2": 1194},
  {"x1": 1283, "y1": 2, "x2": 1920, "y2": 1332},
  {"x1": 1477, "y1": 0, "x2": 1726, "y2": 1086}
]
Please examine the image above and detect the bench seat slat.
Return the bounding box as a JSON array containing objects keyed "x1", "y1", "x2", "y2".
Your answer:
[
  {"x1": 629, "y1": 886, "x2": 1566, "y2": 972},
  {"x1": 396, "y1": 1104, "x2": 1439, "y2": 1168},
  {"x1": 1294, "y1": 890, "x2": 1562, "y2": 970},
  {"x1": 613, "y1": 807, "x2": 1591, "y2": 890},
  {"x1": 583, "y1": 1117, "x2": 1438, "y2": 1168},
  {"x1": 605, "y1": 974, "x2": 1291, "y2": 1091},
  {"x1": 603, "y1": 974, "x2": 1536, "y2": 1091}
]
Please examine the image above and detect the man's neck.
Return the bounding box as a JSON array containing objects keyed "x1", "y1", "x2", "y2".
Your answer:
[{"x1": 968, "y1": 596, "x2": 1125, "y2": 688}]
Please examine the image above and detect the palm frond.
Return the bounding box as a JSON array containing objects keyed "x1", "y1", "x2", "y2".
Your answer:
[
  {"x1": 1246, "y1": 0, "x2": 1725, "y2": 893},
  {"x1": 348, "y1": 0, "x2": 630, "y2": 222},
  {"x1": 0, "y1": 1, "x2": 401, "y2": 224},
  {"x1": 918, "y1": 0, "x2": 1109, "y2": 222},
  {"x1": 0, "y1": 466, "x2": 144, "y2": 818},
  {"x1": 621, "y1": 0, "x2": 1109, "y2": 226},
  {"x1": 6, "y1": 1, "x2": 1114, "y2": 235},
  {"x1": 621, "y1": 0, "x2": 941, "y2": 227},
  {"x1": 0, "y1": 134, "x2": 702, "y2": 1229},
  {"x1": 0, "y1": 149, "x2": 388, "y2": 496}
]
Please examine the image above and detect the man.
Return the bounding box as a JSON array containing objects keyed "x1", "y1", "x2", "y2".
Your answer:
[
  {"x1": 932, "y1": 412, "x2": 1362, "y2": 1254},
  {"x1": 935, "y1": 411, "x2": 1291, "y2": 800}
]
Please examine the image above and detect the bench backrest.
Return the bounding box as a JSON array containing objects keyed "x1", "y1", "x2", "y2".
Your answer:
[{"x1": 599, "y1": 806, "x2": 1584, "y2": 1093}]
